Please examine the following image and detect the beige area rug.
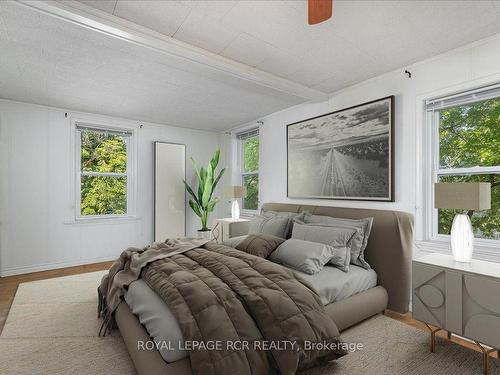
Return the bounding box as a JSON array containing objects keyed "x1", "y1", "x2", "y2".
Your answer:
[
  {"x1": 0, "y1": 272, "x2": 499, "y2": 375},
  {"x1": 0, "y1": 271, "x2": 135, "y2": 375}
]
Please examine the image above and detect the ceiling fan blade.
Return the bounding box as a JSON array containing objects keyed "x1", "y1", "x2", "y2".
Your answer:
[{"x1": 308, "y1": 0, "x2": 333, "y2": 25}]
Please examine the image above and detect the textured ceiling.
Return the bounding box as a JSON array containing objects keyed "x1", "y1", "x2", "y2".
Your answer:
[
  {"x1": 2, "y1": 1, "x2": 500, "y2": 131},
  {"x1": 78, "y1": 0, "x2": 500, "y2": 92},
  {"x1": 0, "y1": 2, "x2": 304, "y2": 130}
]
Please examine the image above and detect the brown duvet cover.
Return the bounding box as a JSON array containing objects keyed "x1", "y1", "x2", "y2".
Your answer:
[{"x1": 100, "y1": 240, "x2": 347, "y2": 375}]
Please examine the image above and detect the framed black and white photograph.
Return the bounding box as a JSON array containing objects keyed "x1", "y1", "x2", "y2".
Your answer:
[{"x1": 287, "y1": 96, "x2": 394, "y2": 201}]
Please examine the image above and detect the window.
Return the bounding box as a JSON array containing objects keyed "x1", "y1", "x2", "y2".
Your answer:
[
  {"x1": 76, "y1": 125, "x2": 132, "y2": 218},
  {"x1": 237, "y1": 129, "x2": 259, "y2": 212},
  {"x1": 427, "y1": 84, "x2": 500, "y2": 243}
]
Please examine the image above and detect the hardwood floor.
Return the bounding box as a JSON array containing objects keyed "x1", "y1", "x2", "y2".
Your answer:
[
  {"x1": 0, "y1": 262, "x2": 498, "y2": 360},
  {"x1": 0, "y1": 261, "x2": 112, "y2": 334}
]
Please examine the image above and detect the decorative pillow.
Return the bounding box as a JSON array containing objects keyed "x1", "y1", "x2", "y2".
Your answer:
[
  {"x1": 269, "y1": 238, "x2": 349, "y2": 274},
  {"x1": 260, "y1": 210, "x2": 306, "y2": 238},
  {"x1": 302, "y1": 214, "x2": 374, "y2": 269},
  {"x1": 248, "y1": 214, "x2": 290, "y2": 238},
  {"x1": 235, "y1": 234, "x2": 285, "y2": 258}
]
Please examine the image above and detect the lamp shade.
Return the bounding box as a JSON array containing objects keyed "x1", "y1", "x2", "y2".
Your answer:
[
  {"x1": 434, "y1": 182, "x2": 491, "y2": 210},
  {"x1": 225, "y1": 186, "x2": 247, "y2": 199}
]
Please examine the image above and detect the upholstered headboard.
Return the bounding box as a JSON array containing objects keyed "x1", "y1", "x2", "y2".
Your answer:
[{"x1": 261, "y1": 202, "x2": 414, "y2": 313}]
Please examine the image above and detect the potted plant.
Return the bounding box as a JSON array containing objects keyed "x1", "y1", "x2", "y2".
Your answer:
[{"x1": 183, "y1": 150, "x2": 225, "y2": 239}]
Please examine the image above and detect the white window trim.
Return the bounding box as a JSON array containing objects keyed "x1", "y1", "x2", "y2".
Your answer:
[
  {"x1": 237, "y1": 128, "x2": 259, "y2": 216},
  {"x1": 418, "y1": 84, "x2": 500, "y2": 254},
  {"x1": 71, "y1": 118, "x2": 137, "y2": 222}
]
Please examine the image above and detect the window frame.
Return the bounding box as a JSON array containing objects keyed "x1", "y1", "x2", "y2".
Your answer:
[
  {"x1": 426, "y1": 90, "x2": 500, "y2": 248},
  {"x1": 237, "y1": 128, "x2": 260, "y2": 215},
  {"x1": 74, "y1": 121, "x2": 136, "y2": 221}
]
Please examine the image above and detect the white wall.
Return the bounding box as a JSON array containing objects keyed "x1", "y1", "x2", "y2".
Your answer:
[
  {"x1": 0, "y1": 100, "x2": 224, "y2": 276},
  {"x1": 232, "y1": 34, "x2": 500, "y2": 246}
]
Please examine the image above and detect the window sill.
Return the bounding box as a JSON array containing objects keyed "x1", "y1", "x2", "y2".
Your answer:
[
  {"x1": 416, "y1": 238, "x2": 500, "y2": 263},
  {"x1": 64, "y1": 216, "x2": 141, "y2": 226}
]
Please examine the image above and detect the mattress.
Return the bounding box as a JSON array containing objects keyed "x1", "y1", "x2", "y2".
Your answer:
[{"x1": 124, "y1": 279, "x2": 186, "y2": 363}]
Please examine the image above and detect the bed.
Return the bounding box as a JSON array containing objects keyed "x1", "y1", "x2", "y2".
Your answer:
[{"x1": 114, "y1": 203, "x2": 414, "y2": 375}]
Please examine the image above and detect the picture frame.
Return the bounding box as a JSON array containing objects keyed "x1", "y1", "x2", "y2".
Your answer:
[{"x1": 286, "y1": 96, "x2": 394, "y2": 201}]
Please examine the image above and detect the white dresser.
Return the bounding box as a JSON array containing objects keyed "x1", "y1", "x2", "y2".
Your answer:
[
  {"x1": 413, "y1": 253, "x2": 500, "y2": 374},
  {"x1": 213, "y1": 218, "x2": 250, "y2": 243}
]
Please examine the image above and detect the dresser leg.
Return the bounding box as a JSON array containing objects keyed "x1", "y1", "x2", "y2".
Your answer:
[
  {"x1": 424, "y1": 323, "x2": 441, "y2": 353},
  {"x1": 483, "y1": 352, "x2": 489, "y2": 375},
  {"x1": 447, "y1": 331, "x2": 452, "y2": 340},
  {"x1": 475, "y1": 341, "x2": 495, "y2": 375}
]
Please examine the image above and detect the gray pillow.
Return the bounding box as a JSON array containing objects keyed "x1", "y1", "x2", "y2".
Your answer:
[
  {"x1": 303, "y1": 214, "x2": 373, "y2": 269},
  {"x1": 260, "y1": 210, "x2": 305, "y2": 238},
  {"x1": 291, "y1": 221, "x2": 357, "y2": 271},
  {"x1": 269, "y1": 239, "x2": 349, "y2": 274},
  {"x1": 248, "y1": 215, "x2": 290, "y2": 238}
]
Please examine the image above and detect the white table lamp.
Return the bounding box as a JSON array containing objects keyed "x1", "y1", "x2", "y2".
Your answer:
[
  {"x1": 434, "y1": 182, "x2": 491, "y2": 263},
  {"x1": 225, "y1": 186, "x2": 247, "y2": 220}
]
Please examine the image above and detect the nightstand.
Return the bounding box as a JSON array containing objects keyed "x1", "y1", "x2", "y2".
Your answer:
[
  {"x1": 413, "y1": 253, "x2": 500, "y2": 374},
  {"x1": 213, "y1": 218, "x2": 250, "y2": 243}
]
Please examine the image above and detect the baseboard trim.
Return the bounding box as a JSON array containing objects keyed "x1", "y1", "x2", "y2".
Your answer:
[{"x1": 0, "y1": 256, "x2": 115, "y2": 277}]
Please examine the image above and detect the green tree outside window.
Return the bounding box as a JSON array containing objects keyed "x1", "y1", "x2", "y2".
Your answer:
[
  {"x1": 437, "y1": 98, "x2": 500, "y2": 240},
  {"x1": 242, "y1": 135, "x2": 259, "y2": 210},
  {"x1": 80, "y1": 130, "x2": 128, "y2": 216}
]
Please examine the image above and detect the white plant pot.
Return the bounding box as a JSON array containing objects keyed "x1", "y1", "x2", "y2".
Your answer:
[{"x1": 197, "y1": 229, "x2": 213, "y2": 240}]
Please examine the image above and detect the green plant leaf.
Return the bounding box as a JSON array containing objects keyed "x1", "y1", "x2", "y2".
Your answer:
[
  {"x1": 209, "y1": 168, "x2": 225, "y2": 201},
  {"x1": 210, "y1": 149, "x2": 220, "y2": 171},
  {"x1": 189, "y1": 199, "x2": 202, "y2": 218},
  {"x1": 183, "y1": 180, "x2": 199, "y2": 205},
  {"x1": 207, "y1": 199, "x2": 217, "y2": 213},
  {"x1": 197, "y1": 167, "x2": 206, "y2": 202},
  {"x1": 199, "y1": 167, "x2": 207, "y2": 188},
  {"x1": 202, "y1": 162, "x2": 214, "y2": 207}
]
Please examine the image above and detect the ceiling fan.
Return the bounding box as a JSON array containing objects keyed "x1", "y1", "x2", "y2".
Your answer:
[{"x1": 308, "y1": 0, "x2": 333, "y2": 25}]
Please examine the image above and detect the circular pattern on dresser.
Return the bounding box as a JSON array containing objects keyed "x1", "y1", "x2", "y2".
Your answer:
[{"x1": 419, "y1": 285, "x2": 444, "y2": 308}]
